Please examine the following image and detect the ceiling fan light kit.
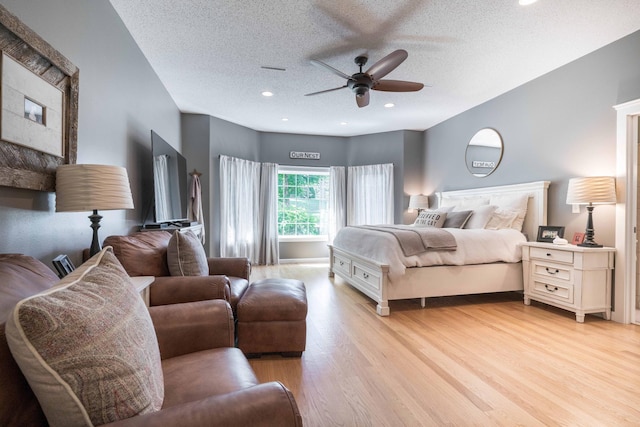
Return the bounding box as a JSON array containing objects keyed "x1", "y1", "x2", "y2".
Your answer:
[{"x1": 306, "y1": 49, "x2": 424, "y2": 108}]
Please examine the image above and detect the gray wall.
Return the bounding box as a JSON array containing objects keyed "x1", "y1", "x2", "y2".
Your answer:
[
  {"x1": 424, "y1": 29, "x2": 640, "y2": 247},
  {"x1": 0, "y1": 0, "x2": 181, "y2": 266}
]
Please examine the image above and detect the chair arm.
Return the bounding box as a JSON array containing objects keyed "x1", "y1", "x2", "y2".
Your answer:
[
  {"x1": 149, "y1": 300, "x2": 234, "y2": 360},
  {"x1": 149, "y1": 275, "x2": 230, "y2": 306},
  {"x1": 102, "y1": 382, "x2": 303, "y2": 427},
  {"x1": 207, "y1": 257, "x2": 251, "y2": 281}
]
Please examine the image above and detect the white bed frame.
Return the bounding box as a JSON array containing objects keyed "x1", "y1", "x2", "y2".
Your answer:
[{"x1": 328, "y1": 181, "x2": 550, "y2": 316}]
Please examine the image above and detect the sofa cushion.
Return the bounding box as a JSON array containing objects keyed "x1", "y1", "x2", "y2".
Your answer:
[
  {"x1": 5, "y1": 247, "x2": 164, "y2": 426},
  {"x1": 167, "y1": 230, "x2": 209, "y2": 276},
  {"x1": 104, "y1": 231, "x2": 172, "y2": 276}
]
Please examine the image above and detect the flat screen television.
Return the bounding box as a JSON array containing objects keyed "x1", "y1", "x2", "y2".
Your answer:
[{"x1": 151, "y1": 130, "x2": 188, "y2": 223}]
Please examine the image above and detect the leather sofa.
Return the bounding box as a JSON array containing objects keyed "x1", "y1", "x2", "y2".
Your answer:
[
  {"x1": 103, "y1": 231, "x2": 250, "y2": 314},
  {"x1": 0, "y1": 254, "x2": 302, "y2": 426}
]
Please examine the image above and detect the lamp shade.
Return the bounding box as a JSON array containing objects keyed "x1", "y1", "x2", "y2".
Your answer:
[
  {"x1": 56, "y1": 164, "x2": 134, "y2": 212},
  {"x1": 566, "y1": 176, "x2": 616, "y2": 205},
  {"x1": 408, "y1": 194, "x2": 429, "y2": 211}
]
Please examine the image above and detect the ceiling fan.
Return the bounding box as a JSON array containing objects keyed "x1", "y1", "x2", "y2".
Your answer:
[{"x1": 305, "y1": 49, "x2": 424, "y2": 108}]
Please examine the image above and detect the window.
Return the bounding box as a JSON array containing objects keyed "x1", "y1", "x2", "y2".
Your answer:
[{"x1": 278, "y1": 167, "x2": 329, "y2": 240}]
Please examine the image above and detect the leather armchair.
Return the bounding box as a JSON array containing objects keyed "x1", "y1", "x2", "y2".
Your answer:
[
  {"x1": 103, "y1": 232, "x2": 250, "y2": 314},
  {"x1": 0, "y1": 254, "x2": 302, "y2": 427}
]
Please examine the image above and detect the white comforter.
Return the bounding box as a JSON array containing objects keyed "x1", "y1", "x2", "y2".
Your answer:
[{"x1": 332, "y1": 226, "x2": 526, "y2": 280}]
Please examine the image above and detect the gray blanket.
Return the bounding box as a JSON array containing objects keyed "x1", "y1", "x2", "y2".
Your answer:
[{"x1": 352, "y1": 225, "x2": 457, "y2": 256}]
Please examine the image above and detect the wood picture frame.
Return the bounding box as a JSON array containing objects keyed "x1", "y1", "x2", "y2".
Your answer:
[
  {"x1": 0, "y1": 4, "x2": 79, "y2": 192},
  {"x1": 537, "y1": 225, "x2": 565, "y2": 243}
]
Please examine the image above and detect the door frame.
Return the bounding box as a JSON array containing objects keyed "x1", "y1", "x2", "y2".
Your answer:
[{"x1": 614, "y1": 98, "x2": 640, "y2": 324}]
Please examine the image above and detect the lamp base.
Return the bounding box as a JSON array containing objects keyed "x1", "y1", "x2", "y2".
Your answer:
[
  {"x1": 578, "y1": 204, "x2": 603, "y2": 248},
  {"x1": 578, "y1": 241, "x2": 603, "y2": 248},
  {"x1": 89, "y1": 210, "x2": 103, "y2": 257}
]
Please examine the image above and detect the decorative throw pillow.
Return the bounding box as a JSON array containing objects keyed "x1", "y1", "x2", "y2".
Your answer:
[
  {"x1": 443, "y1": 210, "x2": 473, "y2": 228},
  {"x1": 485, "y1": 208, "x2": 520, "y2": 230},
  {"x1": 489, "y1": 194, "x2": 529, "y2": 231},
  {"x1": 5, "y1": 247, "x2": 164, "y2": 427},
  {"x1": 167, "y1": 230, "x2": 209, "y2": 276},
  {"x1": 464, "y1": 205, "x2": 498, "y2": 229},
  {"x1": 413, "y1": 210, "x2": 447, "y2": 228}
]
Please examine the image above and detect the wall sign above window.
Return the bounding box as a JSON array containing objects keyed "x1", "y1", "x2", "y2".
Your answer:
[{"x1": 289, "y1": 151, "x2": 320, "y2": 160}]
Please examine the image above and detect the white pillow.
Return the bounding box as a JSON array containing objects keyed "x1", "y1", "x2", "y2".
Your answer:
[
  {"x1": 485, "y1": 208, "x2": 520, "y2": 230},
  {"x1": 489, "y1": 194, "x2": 529, "y2": 231},
  {"x1": 413, "y1": 210, "x2": 447, "y2": 228},
  {"x1": 464, "y1": 205, "x2": 498, "y2": 229}
]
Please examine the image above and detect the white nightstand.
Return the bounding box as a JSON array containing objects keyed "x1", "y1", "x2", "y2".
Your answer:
[{"x1": 520, "y1": 242, "x2": 615, "y2": 322}]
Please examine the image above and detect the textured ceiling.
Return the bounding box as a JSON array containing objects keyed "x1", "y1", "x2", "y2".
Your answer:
[{"x1": 109, "y1": 0, "x2": 640, "y2": 137}]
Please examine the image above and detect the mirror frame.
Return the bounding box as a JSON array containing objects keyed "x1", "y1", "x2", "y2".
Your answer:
[{"x1": 465, "y1": 128, "x2": 503, "y2": 177}]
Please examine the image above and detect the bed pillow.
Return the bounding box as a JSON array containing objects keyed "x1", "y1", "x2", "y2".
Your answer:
[
  {"x1": 443, "y1": 210, "x2": 473, "y2": 228},
  {"x1": 485, "y1": 208, "x2": 520, "y2": 230},
  {"x1": 5, "y1": 247, "x2": 164, "y2": 426},
  {"x1": 489, "y1": 194, "x2": 529, "y2": 231},
  {"x1": 167, "y1": 230, "x2": 209, "y2": 276},
  {"x1": 464, "y1": 205, "x2": 498, "y2": 229},
  {"x1": 413, "y1": 210, "x2": 447, "y2": 228}
]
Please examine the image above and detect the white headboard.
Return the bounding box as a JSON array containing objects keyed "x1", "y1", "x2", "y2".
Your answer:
[{"x1": 436, "y1": 181, "x2": 550, "y2": 241}]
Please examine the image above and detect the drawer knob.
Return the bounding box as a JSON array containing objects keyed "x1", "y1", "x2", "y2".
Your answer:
[
  {"x1": 545, "y1": 284, "x2": 559, "y2": 292},
  {"x1": 546, "y1": 253, "x2": 552, "y2": 257},
  {"x1": 545, "y1": 267, "x2": 560, "y2": 275},
  {"x1": 362, "y1": 272, "x2": 369, "y2": 279}
]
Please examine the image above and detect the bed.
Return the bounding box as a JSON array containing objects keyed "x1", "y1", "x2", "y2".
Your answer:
[{"x1": 328, "y1": 181, "x2": 550, "y2": 316}]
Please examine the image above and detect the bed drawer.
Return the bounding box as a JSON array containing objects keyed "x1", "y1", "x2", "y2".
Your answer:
[
  {"x1": 352, "y1": 262, "x2": 382, "y2": 292},
  {"x1": 532, "y1": 261, "x2": 573, "y2": 282},
  {"x1": 529, "y1": 247, "x2": 574, "y2": 264},
  {"x1": 333, "y1": 253, "x2": 352, "y2": 277},
  {"x1": 531, "y1": 280, "x2": 573, "y2": 304}
]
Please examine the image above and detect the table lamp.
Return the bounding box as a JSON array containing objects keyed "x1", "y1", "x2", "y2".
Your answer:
[
  {"x1": 56, "y1": 164, "x2": 134, "y2": 256},
  {"x1": 566, "y1": 176, "x2": 616, "y2": 247},
  {"x1": 408, "y1": 195, "x2": 429, "y2": 213}
]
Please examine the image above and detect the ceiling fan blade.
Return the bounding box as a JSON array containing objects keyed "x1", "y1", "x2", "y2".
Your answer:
[
  {"x1": 373, "y1": 80, "x2": 424, "y2": 92},
  {"x1": 356, "y1": 90, "x2": 370, "y2": 108},
  {"x1": 310, "y1": 59, "x2": 352, "y2": 80},
  {"x1": 305, "y1": 85, "x2": 348, "y2": 96},
  {"x1": 365, "y1": 49, "x2": 408, "y2": 80}
]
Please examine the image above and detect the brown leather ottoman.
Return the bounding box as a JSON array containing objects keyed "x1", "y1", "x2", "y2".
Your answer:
[{"x1": 237, "y1": 278, "x2": 307, "y2": 357}]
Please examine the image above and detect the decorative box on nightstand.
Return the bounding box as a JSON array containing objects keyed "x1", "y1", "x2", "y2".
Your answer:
[{"x1": 520, "y1": 242, "x2": 615, "y2": 322}]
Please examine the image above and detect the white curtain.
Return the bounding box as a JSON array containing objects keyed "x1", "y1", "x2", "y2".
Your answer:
[
  {"x1": 329, "y1": 166, "x2": 346, "y2": 244},
  {"x1": 347, "y1": 163, "x2": 394, "y2": 225},
  {"x1": 219, "y1": 155, "x2": 261, "y2": 262},
  {"x1": 153, "y1": 154, "x2": 170, "y2": 222},
  {"x1": 187, "y1": 172, "x2": 205, "y2": 244},
  {"x1": 258, "y1": 162, "x2": 279, "y2": 265}
]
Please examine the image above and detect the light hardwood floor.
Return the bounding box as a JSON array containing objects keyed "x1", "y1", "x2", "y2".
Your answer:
[{"x1": 248, "y1": 263, "x2": 640, "y2": 427}]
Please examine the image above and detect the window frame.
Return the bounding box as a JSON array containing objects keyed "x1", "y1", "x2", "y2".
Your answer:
[{"x1": 277, "y1": 165, "x2": 330, "y2": 243}]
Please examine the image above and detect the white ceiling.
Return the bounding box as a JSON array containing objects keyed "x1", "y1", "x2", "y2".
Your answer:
[{"x1": 109, "y1": 0, "x2": 640, "y2": 137}]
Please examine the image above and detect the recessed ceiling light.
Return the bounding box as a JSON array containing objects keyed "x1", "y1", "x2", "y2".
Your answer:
[
  {"x1": 384, "y1": 103, "x2": 395, "y2": 108},
  {"x1": 261, "y1": 91, "x2": 273, "y2": 97},
  {"x1": 519, "y1": 0, "x2": 538, "y2": 5},
  {"x1": 340, "y1": 122, "x2": 348, "y2": 125},
  {"x1": 281, "y1": 117, "x2": 289, "y2": 121}
]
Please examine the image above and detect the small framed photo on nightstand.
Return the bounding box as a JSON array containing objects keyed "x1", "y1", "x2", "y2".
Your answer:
[
  {"x1": 536, "y1": 226, "x2": 565, "y2": 243},
  {"x1": 52, "y1": 254, "x2": 75, "y2": 278},
  {"x1": 572, "y1": 232, "x2": 585, "y2": 245}
]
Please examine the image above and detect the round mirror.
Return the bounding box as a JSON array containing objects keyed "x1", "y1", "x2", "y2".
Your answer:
[{"x1": 465, "y1": 128, "x2": 503, "y2": 177}]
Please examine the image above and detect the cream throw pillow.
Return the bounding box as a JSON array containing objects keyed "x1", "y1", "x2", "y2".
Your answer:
[
  {"x1": 167, "y1": 230, "x2": 209, "y2": 276},
  {"x1": 464, "y1": 205, "x2": 498, "y2": 229},
  {"x1": 489, "y1": 194, "x2": 529, "y2": 231},
  {"x1": 413, "y1": 210, "x2": 447, "y2": 227},
  {"x1": 5, "y1": 247, "x2": 164, "y2": 427}
]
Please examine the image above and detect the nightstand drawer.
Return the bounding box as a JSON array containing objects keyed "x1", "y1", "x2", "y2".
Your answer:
[
  {"x1": 530, "y1": 247, "x2": 574, "y2": 264},
  {"x1": 532, "y1": 262, "x2": 573, "y2": 282},
  {"x1": 333, "y1": 253, "x2": 351, "y2": 277},
  {"x1": 531, "y1": 280, "x2": 573, "y2": 304}
]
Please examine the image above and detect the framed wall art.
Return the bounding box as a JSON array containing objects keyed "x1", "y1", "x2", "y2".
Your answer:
[{"x1": 0, "y1": 4, "x2": 79, "y2": 192}]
